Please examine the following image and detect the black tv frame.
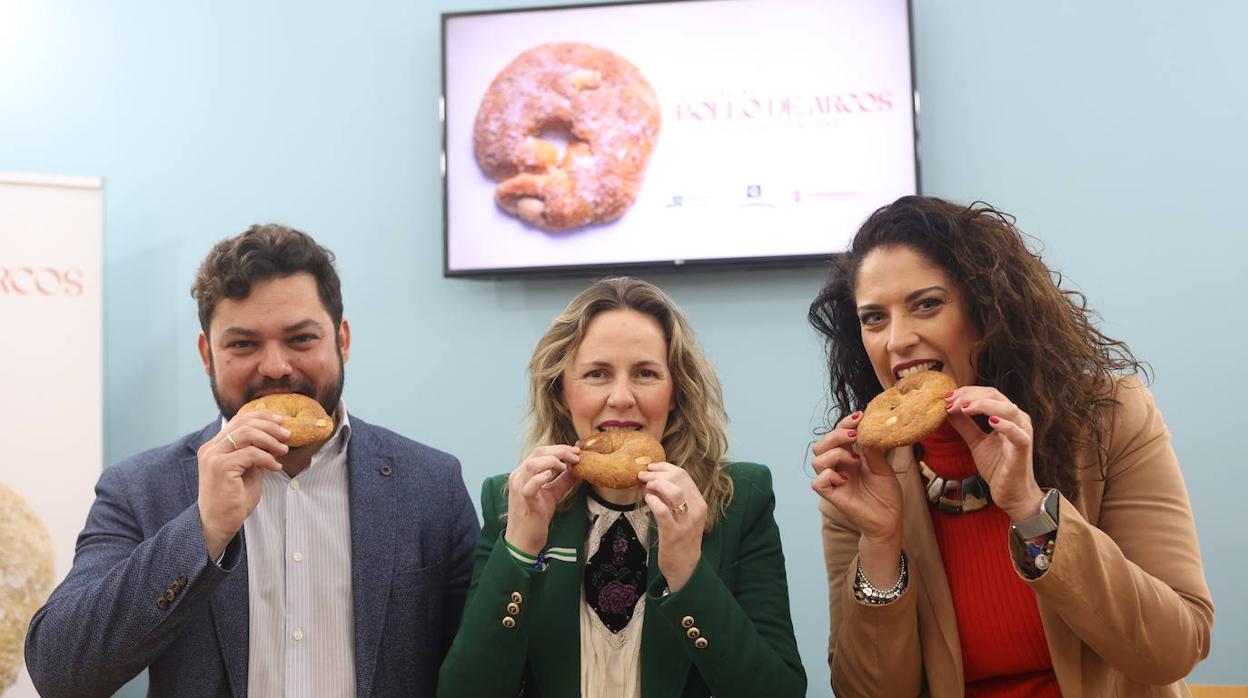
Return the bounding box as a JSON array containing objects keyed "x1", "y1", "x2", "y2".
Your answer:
[{"x1": 440, "y1": 0, "x2": 920, "y2": 279}]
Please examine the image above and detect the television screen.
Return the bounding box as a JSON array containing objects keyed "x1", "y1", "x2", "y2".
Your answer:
[{"x1": 442, "y1": 0, "x2": 917, "y2": 277}]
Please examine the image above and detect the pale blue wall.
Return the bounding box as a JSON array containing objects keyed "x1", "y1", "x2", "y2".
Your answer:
[{"x1": 2, "y1": 1, "x2": 1243, "y2": 695}]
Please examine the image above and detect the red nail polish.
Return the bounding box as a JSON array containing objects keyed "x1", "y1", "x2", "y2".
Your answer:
[
  {"x1": 989, "y1": 416, "x2": 1001, "y2": 425},
  {"x1": 961, "y1": 402, "x2": 971, "y2": 409},
  {"x1": 851, "y1": 411, "x2": 862, "y2": 420},
  {"x1": 946, "y1": 402, "x2": 954, "y2": 411},
  {"x1": 943, "y1": 391, "x2": 954, "y2": 398},
  {"x1": 850, "y1": 452, "x2": 859, "y2": 460},
  {"x1": 846, "y1": 430, "x2": 857, "y2": 438}
]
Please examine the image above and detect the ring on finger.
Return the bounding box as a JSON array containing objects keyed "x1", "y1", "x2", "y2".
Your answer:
[
  {"x1": 673, "y1": 500, "x2": 689, "y2": 515},
  {"x1": 225, "y1": 432, "x2": 240, "y2": 451}
]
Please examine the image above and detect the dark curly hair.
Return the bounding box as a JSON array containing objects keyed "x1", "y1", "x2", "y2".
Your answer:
[
  {"x1": 190, "y1": 223, "x2": 343, "y2": 335},
  {"x1": 808, "y1": 196, "x2": 1145, "y2": 498}
]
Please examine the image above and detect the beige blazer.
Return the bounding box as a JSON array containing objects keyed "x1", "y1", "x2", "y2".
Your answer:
[{"x1": 821, "y1": 376, "x2": 1214, "y2": 697}]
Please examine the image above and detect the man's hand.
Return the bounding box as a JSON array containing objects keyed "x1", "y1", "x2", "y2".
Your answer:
[{"x1": 197, "y1": 413, "x2": 289, "y2": 560}]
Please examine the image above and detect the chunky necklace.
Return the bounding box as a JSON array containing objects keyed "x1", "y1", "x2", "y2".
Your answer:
[{"x1": 914, "y1": 444, "x2": 992, "y2": 514}]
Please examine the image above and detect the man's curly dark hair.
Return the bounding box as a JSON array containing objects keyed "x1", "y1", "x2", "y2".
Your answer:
[{"x1": 191, "y1": 223, "x2": 343, "y2": 335}]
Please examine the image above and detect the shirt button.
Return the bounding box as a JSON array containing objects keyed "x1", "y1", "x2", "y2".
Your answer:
[
  {"x1": 506, "y1": 602, "x2": 520, "y2": 615},
  {"x1": 292, "y1": 629, "x2": 304, "y2": 641},
  {"x1": 681, "y1": 616, "x2": 695, "y2": 628},
  {"x1": 511, "y1": 592, "x2": 523, "y2": 604},
  {"x1": 290, "y1": 480, "x2": 300, "y2": 491},
  {"x1": 686, "y1": 627, "x2": 700, "y2": 639},
  {"x1": 293, "y1": 552, "x2": 304, "y2": 562},
  {"x1": 502, "y1": 617, "x2": 516, "y2": 629},
  {"x1": 694, "y1": 637, "x2": 709, "y2": 650}
]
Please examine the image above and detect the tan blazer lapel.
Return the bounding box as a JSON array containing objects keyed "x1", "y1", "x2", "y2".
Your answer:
[
  {"x1": 1034, "y1": 472, "x2": 1101, "y2": 698},
  {"x1": 892, "y1": 447, "x2": 965, "y2": 695}
]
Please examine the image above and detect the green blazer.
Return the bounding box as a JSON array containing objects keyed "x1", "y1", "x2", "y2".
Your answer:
[{"x1": 438, "y1": 462, "x2": 805, "y2": 698}]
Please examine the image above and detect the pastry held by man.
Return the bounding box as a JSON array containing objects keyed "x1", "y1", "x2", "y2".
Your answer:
[
  {"x1": 858, "y1": 370, "x2": 956, "y2": 449},
  {"x1": 574, "y1": 430, "x2": 666, "y2": 489},
  {"x1": 238, "y1": 393, "x2": 334, "y2": 447},
  {"x1": 473, "y1": 42, "x2": 661, "y2": 231}
]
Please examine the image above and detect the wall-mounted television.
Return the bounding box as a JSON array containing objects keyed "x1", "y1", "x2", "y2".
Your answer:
[{"x1": 442, "y1": 0, "x2": 917, "y2": 277}]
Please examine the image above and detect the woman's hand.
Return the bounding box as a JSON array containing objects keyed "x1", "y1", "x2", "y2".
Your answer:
[
  {"x1": 944, "y1": 386, "x2": 1045, "y2": 521},
  {"x1": 637, "y1": 462, "x2": 706, "y2": 592},
  {"x1": 811, "y1": 411, "x2": 905, "y2": 587},
  {"x1": 504, "y1": 445, "x2": 581, "y2": 556},
  {"x1": 811, "y1": 412, "x2": 902, "y2": 543}
]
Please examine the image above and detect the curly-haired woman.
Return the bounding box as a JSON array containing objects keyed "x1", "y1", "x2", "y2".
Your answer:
[
  {"x1": 808, "y1": 195, "x2": 1213, "y2": 696},
  {"x1": 440, "y1": 277, "x2": 804, "y2": 698}
]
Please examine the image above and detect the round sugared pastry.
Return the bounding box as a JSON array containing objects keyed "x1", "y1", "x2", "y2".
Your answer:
[
  {"x1": 0, "y1": 482, "x2": 55, "y2": 692},
  {"x1": 473, "y1": 42, "x2": 661, "y2": 231}
]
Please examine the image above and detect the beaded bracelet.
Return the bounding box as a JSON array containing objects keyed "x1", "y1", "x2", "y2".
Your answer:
[
  {"x1": 853, "y1": 552, "x2": 909, "y2": 605},
  {"x1": 503, "y1": 539, "x2": 581, "y2": 571},
  {"x1": 503, "y1": 538, "x2": 548, "y2": 571}
]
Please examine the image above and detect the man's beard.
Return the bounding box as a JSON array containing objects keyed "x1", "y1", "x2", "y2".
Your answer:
[{"x1": 208, "y1": 344, "x2": 345, "y2": 420}]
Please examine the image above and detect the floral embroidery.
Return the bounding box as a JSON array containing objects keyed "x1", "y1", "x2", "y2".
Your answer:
[
  {"x1": 584, "y1": 514, "x2": 647, "y2": 632},
  {"x1": 597, "y1": 580, "x2": 638, "y2": 615}
]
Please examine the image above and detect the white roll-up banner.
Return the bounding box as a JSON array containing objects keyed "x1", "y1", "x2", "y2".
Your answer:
[{"x1": 0, "y1": 172, "x2": 103, "y2": 697}]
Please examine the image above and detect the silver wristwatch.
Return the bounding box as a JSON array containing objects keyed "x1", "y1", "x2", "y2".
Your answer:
[{"x1": 1011, "y1": 488, "x2": 1060, "y2": 541}]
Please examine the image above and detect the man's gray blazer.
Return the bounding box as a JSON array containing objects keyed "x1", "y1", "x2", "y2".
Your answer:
[{"x1": 25, "y1": 416, "x2": 480, "y2": 697}]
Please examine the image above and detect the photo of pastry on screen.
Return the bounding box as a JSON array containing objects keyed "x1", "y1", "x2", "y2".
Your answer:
[{"x1": 473, "y1": 42, "x2": 661, "y2": 233}]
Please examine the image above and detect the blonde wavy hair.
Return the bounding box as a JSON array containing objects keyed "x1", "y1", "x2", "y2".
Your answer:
[{"x1": 526, "y1": 277, "x2": 733, "y2": 530}]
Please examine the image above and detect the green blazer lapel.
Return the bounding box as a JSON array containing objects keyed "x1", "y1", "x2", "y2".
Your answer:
[{"x1": 528, "y1": 491, "x2": 589, "y2": 696}]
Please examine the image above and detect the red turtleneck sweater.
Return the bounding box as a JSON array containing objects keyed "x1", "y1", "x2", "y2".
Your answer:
[{"x1": 920, "y1": 421, "x2": 1061, "y2": 697}]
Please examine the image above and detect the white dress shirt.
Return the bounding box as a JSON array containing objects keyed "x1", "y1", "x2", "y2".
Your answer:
[{"x1": 241, "y1": 404, "x2": 355, "y2": 698}]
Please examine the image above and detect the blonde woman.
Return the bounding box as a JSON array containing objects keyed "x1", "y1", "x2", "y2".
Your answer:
[{"x1": 439, "y1": 277, "x2": 804, "y2": 698}]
